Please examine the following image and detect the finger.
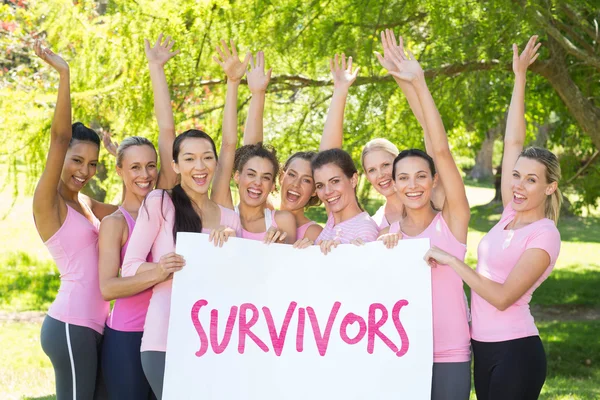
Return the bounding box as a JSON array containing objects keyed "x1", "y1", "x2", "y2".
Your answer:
[
  {"x1": 352, "y1": 66, "x2": 360, "y2": 78},
  {"x1": 531, "y1": 42, "x2": 542, "y2": 56},
  {"x1": 170, "y1": 49, "x2": 181, "y2": 57},
  {"x1": 258, "y1": 51, "x2": 264, "y2": 68},
  {"x1": 266, "y1": 68, "x2": 272, "y2": 80},
  {"x1": 242, "y1": 52, "x2": 251, "y2": 69},
  {"x1": 230, "y1": 39, "x2": 238, "y2": 58},
  {"x1": 155, "y1": 33, "x2": 163, "y2": 48},
  {"x1": 374, "y1": 51, "x2": 384, "y2": 66},
  {"x1": 164, "y1": 36, "x2": 172, "y2": 48},
  {"x1": 209, "y1": 230, "x2": 215, "y2": 242},
  {"x1": 329, "y1": 58, "x2": 334, "y2": 72},
  {"x1": 334, "y1": 53, "x2": 339, "y2": 71},
  {"x1": 212, "y1": 56, "x2": 224, "y2": 68},
  {"x1": 380, "y1": 31, "x2": 388, "y2": 54},
  {"x1": 512, "y1": 43, "x2": 519, "y2": 61},
  {"x1": 249, "y1": 53, "x2": 255, "y2": 69},
  {"x1": 166, "y1": 39, "x2": 175, "y2": 51},
  {"x1": 264, "y1": 228, "x2": 275, "y2": 244},
  {"x1": 347, "y1": 56, "x2": 352, "y2": 72},
  {"x1": 269, "y1": 231, "x2": 281, "y2": 244},
  {"x1": 529, "y1": 53, "x2": 540, "y2": 65},
  {"x1": 407, "y1": 50, "x2": 416, "y2": 61},
  {"x1": 278, "y1": 231, "x2": 287, "y2": 242},
  {"x1": 221, "y1": 39, "x2": 231, "y2": 58},
  {"x1": 215, "y1": 45, "x2": 226, "y2": 61},
  {"x1": 341, "y1": 53, "x2": 346, "y2": 70},
  {"x1": 144, "y1": 39, "x2": 151, "y2": 52}
]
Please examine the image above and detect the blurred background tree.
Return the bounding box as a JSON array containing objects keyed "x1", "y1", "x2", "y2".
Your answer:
[{"x1": 1, "y1": 0, "x2": 598, "y2": 216}]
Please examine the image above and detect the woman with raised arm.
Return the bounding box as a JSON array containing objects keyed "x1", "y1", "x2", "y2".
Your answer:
[
  {"x1": 321, "y1": 32, "x2": 443, "y2": 230},
  {"x1": 120, "y1": 39, "x2": 249, "y2": 399},
  {"x1": 98, "y1": 34, "x2": 179, "y2": 400},
  {"x1": 424, "y1": 36, "x2": 560, "y2": 400},
  {"x1": 31, "y1": 41, "x2": 115, "y2": 399},
  {"x1": 377, "y1": 39, "x2": 472, "y2": 399},
  {"x1": 210, "y1": 43, "x2": 296, "y2": 244}
]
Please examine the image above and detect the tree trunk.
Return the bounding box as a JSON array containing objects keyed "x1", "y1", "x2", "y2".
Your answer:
[
  {"x1": 531, "y1": 37, "x2": 600, "y2": 151},
  {"x1": 469, "y1": 121, "x2": 504, "y2": 181},
  {"x1": 532, "y1": 122, "x2": 551, "y2": 148}
]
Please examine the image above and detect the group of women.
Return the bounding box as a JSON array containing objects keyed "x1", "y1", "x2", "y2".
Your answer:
[{"x1": 33, "y1": 31, "x2": 561, "y2": 400}]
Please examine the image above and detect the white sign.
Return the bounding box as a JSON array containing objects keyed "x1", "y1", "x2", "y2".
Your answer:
[{"x1": 164, "y1": 233, "x2": 433, "y2": 400}]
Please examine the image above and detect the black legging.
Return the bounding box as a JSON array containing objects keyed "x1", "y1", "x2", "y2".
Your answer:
[{"x1": 472, "y1": 336, "x2": 546, "y2": 400}]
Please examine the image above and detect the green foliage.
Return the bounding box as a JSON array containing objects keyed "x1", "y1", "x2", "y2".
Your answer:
[{"x1": 0, "y1": 0, "x2": 598, "y2": 210}]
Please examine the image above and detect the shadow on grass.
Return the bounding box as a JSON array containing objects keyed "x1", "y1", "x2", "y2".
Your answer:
[
  {"x1": 0, "y1": 252, "x2": 58, "y2": 312},
  {"x1": 469, "y1": 203, "x2": 600, "y2": 243}
]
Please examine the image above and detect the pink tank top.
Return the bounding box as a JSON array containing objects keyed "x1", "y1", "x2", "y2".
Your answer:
[
  {"x1": 240, "y1": 208, "x2": 278, "y2": 241},
  {"x1": 106, "y1": 207, "x2": 153, "y2": 332},
  {"x1": 45, "y1": 204, "x2": 110, "y2": 334},
  {"x1": 296, "y1": 220, "x2": 317, "y2": 240},
  {"x1": 390, "y1": 213, "x2": 471, "y2": 363},
  {"x1": 316, "y1": 212, "x2": 379, "y2": 244}
]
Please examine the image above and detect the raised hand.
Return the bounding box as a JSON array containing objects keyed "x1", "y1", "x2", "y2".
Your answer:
[
  {"x1": 213, "y1": 39, "x2": 251, "y2": 82},
  {"x1": 33, "y1": 40, "x2": 69, "y2": 74},
  {"x1": 385, "y1": 39, "x2": 424, "y2": 83},
  {"x1": 330, "y1": 53, "x2": 360, "y2": 91},
  {"x1": 101, "y1": 130, "x2": 118, "y2": 157},
  {"x1": 512, "y1": 35, "x2": 541, "y2": 76},
  {"x1": 374, "y1": 29, "x2": 406, "y2": 73},
  {"x1": 144, "y1": 33, "x2": 180, "y2": 67},
  {"x1": 247, "y1": 51, "x2": 272, "y2": 93}
]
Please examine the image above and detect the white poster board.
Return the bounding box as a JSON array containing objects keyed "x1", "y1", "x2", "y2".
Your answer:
[{"x1": 164, "y1": 233, "x2": 433, "y2": 400}]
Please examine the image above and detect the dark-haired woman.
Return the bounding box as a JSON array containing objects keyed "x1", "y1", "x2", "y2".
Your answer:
[
  {"x1": 210, "y1": 44, "x2": 296, "y2": 244},
  {"x1": 312, "y1": 148, "x2": 379, "y2": 254},
  {"x1": 31, "y1": 41, "x2": 118, "y2": 399},
  {"x1": 98, "y1": 35, "x2": 179, "y2": 400},
  {"x1": 376, "y1": 40, "x2": 472, "y2": 399},
  {"x1": 120, "y1": 40, "x2": 247, "y2": 400},
  {"x1": 425, "y1": 36, "x2": 560, "y2": 400}
]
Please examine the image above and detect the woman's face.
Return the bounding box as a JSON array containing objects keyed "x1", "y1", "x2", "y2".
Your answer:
[
  {"x1": 235, "y1": 156, "x2": 276, "y2": 207},
  {"x1": 393, "y1": 156, "x2": 437, "y2": 210},
  {"x1": 117, "y1": 145, "x2": 158, "y2": 198},
  {"x1": 280, "y1": 157, "x2": 315, "y2": 212},
  {"x1": 363, "y1": 149, "x2": 396, "y2": 198},
  {"x1": 314, "y1": 163, "x2": 358, "y2": 214},
  {"x1": 510, "y1": 156, "x2": 556, "y2": 214},
  {"x1": 172, "y1": 138, "x2": 217, "y2": 196},
  {"x1": 60, "y1": 140, "x2": 99, "y2": 192}
]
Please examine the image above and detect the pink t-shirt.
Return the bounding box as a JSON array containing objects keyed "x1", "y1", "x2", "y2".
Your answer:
[
  {"x1": 471, "y1": 203, "x2": 560, "y2": 342},
  {"x1": 390, "y1": 213, "x2": 471, "y2": 363},
  {"x1": 296, "y1": 220, "x2": 318, "y2": 240},
  {"x1": 106, "y1": 207, "x2": 153, "y2": 332},
  {"x1": 371, "y1": 204, "x2": 390, "y2": 230},
  {"x1": 316, "y1": 211, "x2": 379, "y2": 244},
  {"x1": 122, "y1": 190, "x2": 242, "y2": 352},
  {"x1": 45, "y1": 204, "x2": 109, "y2": 334}
]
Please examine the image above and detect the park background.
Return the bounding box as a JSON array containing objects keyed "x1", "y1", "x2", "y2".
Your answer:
[{"x1": 0, "y1": 0, "x2": 599, "y2": 398}]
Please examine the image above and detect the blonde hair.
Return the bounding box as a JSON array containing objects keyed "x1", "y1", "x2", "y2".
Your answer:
[
  {"x1": 116, "y1": 136, "x2": 156, "y2": 168},
  {"x1": 361, "y1": 138, "x2": 399, "y2": 170},
  {"x1": 519, "y1": 146, "x2": 562, "y2": 224}
]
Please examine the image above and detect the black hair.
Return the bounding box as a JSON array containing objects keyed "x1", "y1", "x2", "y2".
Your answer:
[
  {"x1": 70, "y1": 122, "x2": 100, "y2": 147},
  {"x1": 234, "y1": 142, "x2": 279, "y2": 177},
  {"x1": 311, "y1": 148, "x2": 363, "y2": 210},
  {"x1": 283, "y1": 151, "x2": 321, "y2": 208},
  {"x1": 391, "y1": 149, "x2": 436, "y2": 180},
  {"x1": 159, "y1": 129, "x2": 218, "y2": 242}
]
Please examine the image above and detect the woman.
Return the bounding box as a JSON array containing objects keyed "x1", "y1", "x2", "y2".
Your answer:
[
  {"x1": 321, "y1": 31, "x2": 443, "y2": 229},
  {"x1": 377, "y1": 38, "x2": 472, "y2": 399},
  {"x1": 312, "y1": 148, "x2": 379, "y2": 254},
  {"x1": 121, "y1": 130, "x2": 241, "y2": 399},
  {"x1": 32, "y1": 41, "x2": 118, "y2": 399},
  {"x1": 97, "y1": 34, "x2": 180, "y2": 400},
  {"x1": 424, "y1": 36, "x2": 560, "y2": 400},
  {"x1": 209, "y1": 42, "x2": 296, "y2": 244}
]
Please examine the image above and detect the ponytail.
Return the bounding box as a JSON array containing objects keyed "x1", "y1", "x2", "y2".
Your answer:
[
  {"x1": 166, "y1": 185, "x2": 203, "y2": 243},
  {"x1": 546, "y1": 186, "x2": 562, "y2": 225}
]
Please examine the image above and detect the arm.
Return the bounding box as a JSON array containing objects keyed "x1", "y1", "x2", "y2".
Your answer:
[
  {"x1": 98, "y1": 215, "x2": 164, "y2": 301},
  {"x1": 31, "y1": 42, "x2": 72, "y2": 241},
  {"x1": 425, "y1": 246, "x2": 551, "y2": 311},
  {"x1": 210, "y1": 40, "x2": 250, "y2": 209},
  {"x1": 320, "y1": 54, "x2": 359, "y2": 151},
  {"x1": 243, "y1": 51, "x2": 271, "y2": 145},
  {"x1": 501, "y1": 35, "x2": 541, "y2": 207},
  {"x1": 145, "y1": 34, "x2": 181, "y2": 190},
  {"x1": 388, "y1": 47, "x2": 469, "y2": 242}
]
